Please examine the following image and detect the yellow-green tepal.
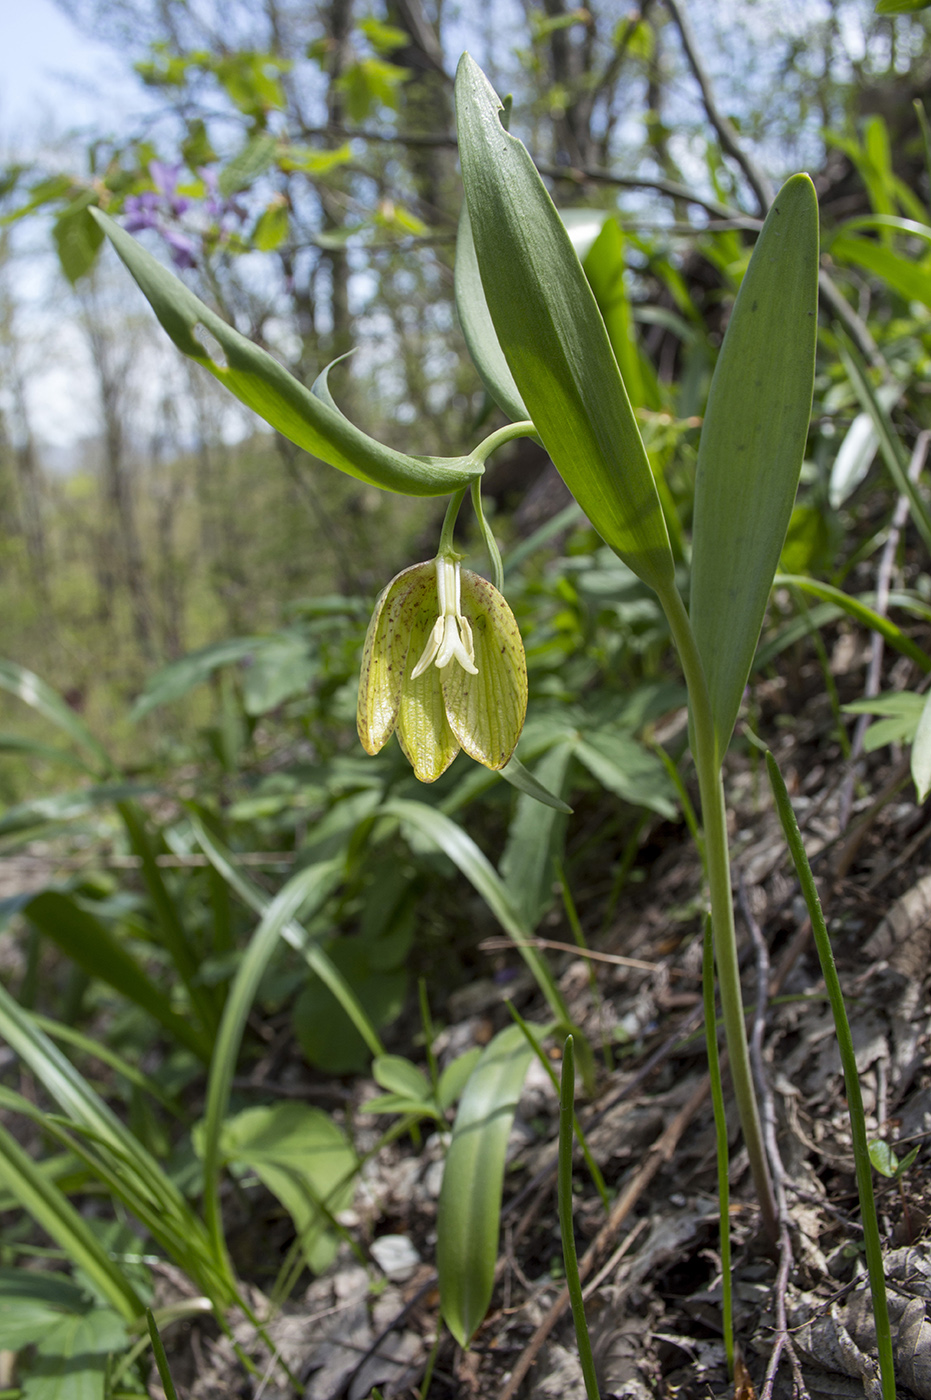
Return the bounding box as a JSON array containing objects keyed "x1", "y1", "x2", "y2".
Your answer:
[{"x1": 357, "y1": 556, "x2": 527, "y2": 782}]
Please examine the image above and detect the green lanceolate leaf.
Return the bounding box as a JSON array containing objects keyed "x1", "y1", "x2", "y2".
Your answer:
[
  {"x1": 455, "y1": 55, "x2": 674, "y2": 595},
  {"x1": 454, "y1": 203, "x2": 529, "y2": 424},
  {"x1": 437, "y1": 1022, "x2": 541, "y2": 1346},
  {"x1": 89, "y1": 209, "x2": 481, "y2": 498},
  {"x1": 23, "y1": 891, "x2": 212, "y2": 1062},
  {"x1": 689, "y1": 174, "x2": 819, "y2": 761}
]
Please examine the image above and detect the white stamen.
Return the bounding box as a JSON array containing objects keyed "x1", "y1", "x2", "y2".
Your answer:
[{"x1": 411, "y1": 558, "x2": 478, "y2": 678}]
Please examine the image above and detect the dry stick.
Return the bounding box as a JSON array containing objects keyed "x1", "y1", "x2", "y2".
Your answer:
[
  {"x1": 499, "y1": 1075, "x2": 710, "y2": 1400},
  {"x1": 662, "y1": 0, "x2": 774, "y2": 215},
  {"x1": 838, "y1": 431, "x2": 931, "y2": 832},
  {"x1": 739, "y1": 881, "x2": 808, "y2": 1400}
]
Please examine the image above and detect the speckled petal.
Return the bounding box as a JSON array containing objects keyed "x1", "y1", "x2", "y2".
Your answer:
[
  {"x1": 357, "y1": 562, "x2": 434, "y2": 755},
  {"x1": 441, "y1": 570, "x2": 527, "y2": 770},
  {"x1": 396, "y1": 598, "x2": 461, "y2": 782}
]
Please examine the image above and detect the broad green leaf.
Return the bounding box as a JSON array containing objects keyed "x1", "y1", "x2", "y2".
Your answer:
[
  {"x1": 219, "y1": 1103, "x2": 356, "y2": 1273},
  {"x1": 22, "y1": 891, "x2": 211, "y2": 1061},
  {"x1": 689, "y1": 174, "x2": 820, "y2": 761},
  {"x1": 454, "y1": 203, "x2": 529, "y2": 424},
  {"x1": 0, "y1": 1270, "x2": 96, "y2": 1350},
  {"x1": 912, "y1": 690, "x2": 931, "y2": 801},
  {"x1": 574, "y1": 728, "x2": 678, "y2": 818},
  {"x1": 875, "y1": 0, "x2": 931, "y2": 16},
  {"x1": 868, "y1": 1139, "x2": 899, "y2": 1177},
  {"x1": 53, "y1": 192, "x2": 105, "y2": 284},
  {"x1": 373, "y1": 1055, "x2": 432, "y2": 1100},
  {"x1": 842, "y1": 694, "x2": 926, "y2": 761},
  {"x1": 90, "y1": 209, "x2": 481, "y2": 498},
  {"x1": 28, "y1": 1304, "x2": 127, "y2": 1400},
  {"x1": 218, "y1": 131, "x2": 278, "y2": 197},
  {"x1": 437, "y1": 1023, "x2": 541, "y2": 1345},
  {"x1": 455, "y1": 54, "x2": 674, "y2": 595}
]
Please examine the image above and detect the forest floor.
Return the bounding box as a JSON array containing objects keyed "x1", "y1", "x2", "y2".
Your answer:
[
  {"x1": 10, "y1": 630, "x2": 929, "y2": 1400},
  {"x1": 136, "y1": 624, "x2": 931, "y2": 1400}
]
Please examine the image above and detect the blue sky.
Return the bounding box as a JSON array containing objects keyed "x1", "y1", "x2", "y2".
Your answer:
[{"x1": 1, "y1": 0, "x2": 144, "y2": 141}]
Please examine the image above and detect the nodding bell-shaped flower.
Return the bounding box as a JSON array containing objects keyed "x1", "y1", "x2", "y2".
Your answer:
[{"x1": 357, "y1": 555, "x2": 528, "y2": 782}]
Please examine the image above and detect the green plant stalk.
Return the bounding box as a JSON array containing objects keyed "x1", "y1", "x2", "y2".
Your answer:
[
  {"x1": 558, "y1": 1037, "x2": 600, "y2": 1400},
  {"x1": 661, "y1": 581, "x2": 778, "y2": 1243},
  {"x1": 146, "y1": 1309, "x2": 181, "y2": 1400},
  {"x1": 765, "y1": 750, "x2": 895, "y2": 1400},
  {"x1": 505, "y1": 1001, "x2": 609, "y2": 1211},
  {"x1": 703, "y1": 917, "x2": 734, "y2": 1375}
]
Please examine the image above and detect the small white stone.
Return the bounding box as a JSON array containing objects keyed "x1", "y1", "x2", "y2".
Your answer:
[{"x1": 370, "y1": 1233, "x2": 421, "y2": 1281}]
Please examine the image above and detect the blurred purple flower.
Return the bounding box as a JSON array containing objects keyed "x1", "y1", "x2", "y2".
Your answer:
[{"x1": 162, "y1": 227, "x2": 197, "y2": 270}]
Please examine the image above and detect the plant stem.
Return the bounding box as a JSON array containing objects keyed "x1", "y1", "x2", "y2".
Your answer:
[
  {"x1": 660, "y1": 581, "x2": 778, "y2": 1244},
  {"x1": 766, "y1": 750, "x2": 895, "y2": 1400},
  {"x1": 558, "y1": 1037, "x2": 601, "y2": 1400},
  {"x1": 703, "y1": 916, "x2": 734, "y2": 1376}
]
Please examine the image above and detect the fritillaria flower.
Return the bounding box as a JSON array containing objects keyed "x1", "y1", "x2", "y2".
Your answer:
[{"x1": 357, "y1": 556, "x2": 528, "y2": 782}]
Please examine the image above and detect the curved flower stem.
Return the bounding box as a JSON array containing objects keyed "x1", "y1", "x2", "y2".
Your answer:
[
  {"x1": 438, "y1": 487, "x2": 468, "y2": 557},
  {"x1": 470, "y1": 479, "x2": 504, "y2": 591},
  {"x1": 660, "y1": 579, "x2": 779, "y2": 1246}
]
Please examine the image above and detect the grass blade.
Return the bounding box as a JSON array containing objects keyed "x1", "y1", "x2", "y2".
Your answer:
[
  {"x1": 0, "y1": 1119, "x2": 142, "y2": 1321},
  {"x1": 198, "y1": 857, "x2": 345, "y2": 1265},
  {"x1": 188, "y1": 814, "x2": 384, "y2": 1058},
  {"x1": 146, "y1": 1309, "x2": 181, "y2": 1400}
]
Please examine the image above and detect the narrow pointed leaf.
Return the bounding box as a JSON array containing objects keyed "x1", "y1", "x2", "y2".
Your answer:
[
  {"x1": 0, "y1": 660, "x2": 111, "y2": 774},
  {"x1": 689, "y1": 174, "x2": 819, "y2": 760},
  {"x1": 23, "y1": 891, "x2": 212, "y2": 1062},
  {"x1": 0, "y1": 1124, "x2": 142, "y2": 1322},
  {"x1": 437, "y1": 1022, "x2": 541, "y2": 1345},
  {"x1": 455, "y1": 54, "x2": 674, "y2": 594},
  {"x1": 90, "y1": 209, "x2": 481, "y2": 498},
  {"x1": 455, "y1": 202, "x2": 529, "y2": 424}
]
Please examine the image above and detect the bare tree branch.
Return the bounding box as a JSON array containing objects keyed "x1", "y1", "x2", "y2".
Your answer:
[{"x1": 663, "y1": 0, "x2": 775, "y2": 215}]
